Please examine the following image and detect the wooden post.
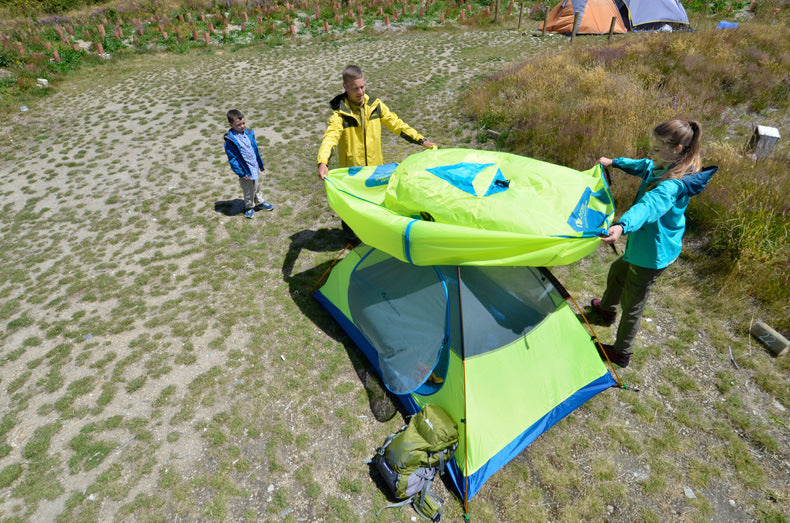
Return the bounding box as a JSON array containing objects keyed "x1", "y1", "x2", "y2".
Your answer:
[
  {"x1": 542, "y1": 7, "x2": 548, "y2": 36},
  {"x1": 570, "y1": 11, "x2": 580, "y2": 42},
  {"x1": 751, "y1": 321, "x2": 789, "y2": 357},
  {"x1": 517, "y1": 2, "x2": 524, "y2": 30},
  {"x1": 493, "y1": 0, "x2": 499, "y2": 22},
  {"x1": 748, "y1": 125, "x2": 781, "y2": 157},
  {"x1": 607, "y1": 16, "x2": 616, "y2": 41}
]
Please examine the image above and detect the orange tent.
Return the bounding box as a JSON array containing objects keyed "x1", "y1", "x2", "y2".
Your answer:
[{"x1": 539, "y1": 0, "x2": 627, "y2": 34}]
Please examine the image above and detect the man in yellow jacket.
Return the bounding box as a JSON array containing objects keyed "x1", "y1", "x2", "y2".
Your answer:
[{"x1": 317, "y1": 65, "x2": 436, "y2": 179}]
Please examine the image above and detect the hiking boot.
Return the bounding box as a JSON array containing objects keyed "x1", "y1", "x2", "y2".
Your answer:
[
  {"x1": 597, "y1": 343, "x2": 631, "y2": 368},
  {"x1": 244, "y1": 209, "x2": 254, "y2": 219},
  {"x1": 590, "y1": 298, "x2": 616, "y2": 325},
  {"x1": 256, "y1": 201, "x2": 274, "y2": 212}
]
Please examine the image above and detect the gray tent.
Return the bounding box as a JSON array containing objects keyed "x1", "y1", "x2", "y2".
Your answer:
[{"x1": 617, "y1": 0, "x2": 690, "y2": 31}]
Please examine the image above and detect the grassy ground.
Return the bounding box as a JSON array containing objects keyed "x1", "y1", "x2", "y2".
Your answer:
[{"x1": 0, "y1": 21, "x2": 788, "y2": 523}]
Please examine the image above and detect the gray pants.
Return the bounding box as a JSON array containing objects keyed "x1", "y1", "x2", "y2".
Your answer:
[
  {"x1": 599, "y1": 257, "x2": 665, "y2": 355},
  {"x1": 239, "y1": 177, "x2": 265, "y2": 210}
]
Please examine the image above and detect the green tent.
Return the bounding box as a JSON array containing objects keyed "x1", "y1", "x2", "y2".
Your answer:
[
  {"x1": 315, "y1": 247, "x2": 616, "y2": 502},
  {"x1": 315, "y1": 148, "x2": 617, "y2": 504}
]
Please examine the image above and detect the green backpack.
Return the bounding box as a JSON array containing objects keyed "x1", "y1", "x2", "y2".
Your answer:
[{"x1": 369, "y1": 404, "x2": 459, "y2": 522}]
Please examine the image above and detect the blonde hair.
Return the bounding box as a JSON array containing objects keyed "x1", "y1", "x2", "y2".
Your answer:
[
  {"x1": 342, "y1": 65, "x2": 363, "y2": 84},
  {"x1": 654, "y1": 119, "x2": 702, "y2": 179}
]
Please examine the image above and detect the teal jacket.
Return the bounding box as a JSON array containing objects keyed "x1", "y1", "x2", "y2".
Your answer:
[{"x1": 613, "y1": 157, "x2": 717, "y2": 269}]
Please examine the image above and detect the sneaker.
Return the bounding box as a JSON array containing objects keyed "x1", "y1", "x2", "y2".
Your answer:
[
  {"x1": 591, "y1": 298, "x2": 617, "y2": 325},
  {"x1": 597, "y1": 343, "x2": 631, "y2": 368},
  {"x1": 256, "y1": 201, "x2": 274, "y2": 212},
  {"x1": 244, "y1": 209, "x2": 254, "y2": 219}
]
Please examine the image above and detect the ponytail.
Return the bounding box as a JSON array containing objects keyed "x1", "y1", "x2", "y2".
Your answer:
[{"x1": 654, "y1": 119, "x2": 702, "y2": 179}]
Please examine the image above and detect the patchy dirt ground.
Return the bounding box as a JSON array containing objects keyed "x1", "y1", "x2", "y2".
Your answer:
[{"x1": 0, "y1": 25, "x2": 787, "y2": 522}]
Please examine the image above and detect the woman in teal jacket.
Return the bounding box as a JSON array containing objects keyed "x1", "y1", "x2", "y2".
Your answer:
[{"x1": 591, "y1": 119, "x2": 717, "y2": 367}]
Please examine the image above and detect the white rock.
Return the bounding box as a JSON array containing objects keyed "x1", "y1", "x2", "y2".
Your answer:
[{"x1": 684, "y1": 487, "x2": 696, "y2": 499}]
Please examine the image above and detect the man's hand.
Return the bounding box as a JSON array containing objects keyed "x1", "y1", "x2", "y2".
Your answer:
[
  {"x1": 318, "y1": 163, "x2": 329, "y2": 180},
  {"x1": 422, "y1": 140, "x2": 437, "y2": 149},
  {"x1": 599, "y1": 157, "x2": 613, "y2": 167},
  {"x1": 601, "y1": 224, "x2": 624, "y2": 245}
]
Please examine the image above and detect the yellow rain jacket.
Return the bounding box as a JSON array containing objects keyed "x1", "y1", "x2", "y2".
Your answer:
[{"x1": 317, "y1": 92, "x2": 425, "y2": 168}]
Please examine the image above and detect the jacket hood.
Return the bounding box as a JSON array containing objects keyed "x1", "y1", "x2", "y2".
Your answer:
[
  {"x1": 224, "y1": 128, "x2": 248, "y2": 142},
  {"x1": 679, "y1": 166, "x2": 718, "y2": 198},
  {"x1": 329, "y1": 92, "x2": 374, "y2": 112}
]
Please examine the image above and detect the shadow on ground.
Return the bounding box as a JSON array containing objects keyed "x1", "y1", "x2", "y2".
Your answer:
[
  {"x1": 282, "y1": 228, "x2": 401, "y2": 422},
  {"x1": 214, "y1": 198, "x2": 247, "y2": 216}
]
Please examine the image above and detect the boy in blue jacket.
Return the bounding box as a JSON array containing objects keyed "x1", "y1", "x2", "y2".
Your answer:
[
  {"x1": 224, "y1": 109, "x2": 274, "y2": 218},
  {"x1": 592, "y1": 119, "x2": 717, "y2": 367}
]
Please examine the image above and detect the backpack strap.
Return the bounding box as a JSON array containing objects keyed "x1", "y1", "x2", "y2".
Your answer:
[{"x1": 376, "y1": 497, "x2": 414, "y2": 516}]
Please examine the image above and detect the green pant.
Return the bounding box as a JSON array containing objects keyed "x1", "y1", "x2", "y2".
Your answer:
[{"x1": 599, "y1": 257, "x2": 665, "y2": 356}]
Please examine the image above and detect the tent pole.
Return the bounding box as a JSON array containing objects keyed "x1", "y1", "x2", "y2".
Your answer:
[
  {"x1": 309, "y1": 243, "x2": 353, "y2": 295},
  {"x1": 538, "y1": 267, "x2": 625, "y2": 388},
  {"x1": 457, "y1": 265, "x2": 471, "y2": 516}
]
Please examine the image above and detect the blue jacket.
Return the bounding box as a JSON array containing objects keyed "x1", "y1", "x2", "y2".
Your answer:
[
  {"x1": 224, "y1": 128, "x2": 264, "y2": 178},
  {"x1": 613, "y1": 157, "x2": 717, "y2": 269}
]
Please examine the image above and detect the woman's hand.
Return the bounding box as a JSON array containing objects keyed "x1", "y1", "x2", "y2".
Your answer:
[{"x1": 601, "y1": 224, "x2": 623, "y2": 245}]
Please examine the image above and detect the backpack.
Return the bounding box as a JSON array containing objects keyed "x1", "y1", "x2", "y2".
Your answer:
[{"x1": 369, "y1": 404, "x2": 459, "y2": 522}]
